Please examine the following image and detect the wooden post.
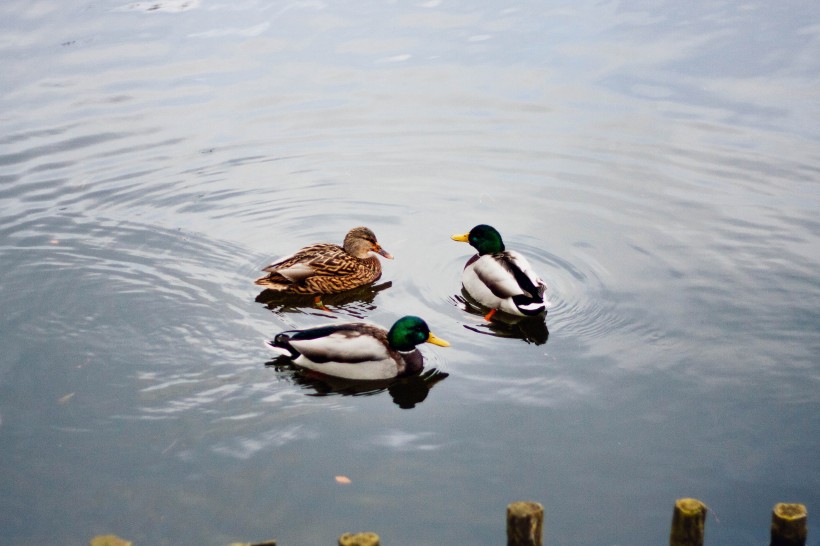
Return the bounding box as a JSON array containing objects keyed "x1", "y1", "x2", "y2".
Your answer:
[
  {"x1": 89, "y1": 536, "x2": 132, "y2": 546},
  {"x1": 770, "y1": 503, "x2": 808, "y2": 546},
  {"x1": 507, "y1": 501, "x2": 544, "y2": 546},
  {"x1": 670, "y1": 498, "x2": 707, "y2": 546},
  {"x1": 338, "y1": 532, "x2": 380, "y2": 546}
]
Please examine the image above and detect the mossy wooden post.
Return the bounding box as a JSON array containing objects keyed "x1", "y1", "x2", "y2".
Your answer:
[
  {"x1": 770, "y1": 503, "x2": 808, "y2": 546},
  {"x1": 670, "y1": 498, "x2": 707, "y2": 546},
  {"x1": 338, "y1": 532, "x2": 380, "y2": 546},
  {"x1": 507, "y1": 501, "x2": 544, "y2": 546}
]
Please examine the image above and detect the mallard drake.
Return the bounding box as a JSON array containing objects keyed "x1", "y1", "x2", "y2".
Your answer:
[
  {"x1": 255, "y1": 226, "x2": 393, "y2": 295},
  {"x1": 451, "y1": 224, "x2": 547, "y2": 320},
  {"x1": 265, "y1": 315, "x2": 450, "y2": 380}
]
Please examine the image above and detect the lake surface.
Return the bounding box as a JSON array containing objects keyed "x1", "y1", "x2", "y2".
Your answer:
[{"x1": 1, "y1": 1, "x2": 819, "y2": 545}]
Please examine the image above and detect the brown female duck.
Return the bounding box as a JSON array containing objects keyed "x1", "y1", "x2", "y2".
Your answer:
[{"x1": 255, "y1": 226, "x2": 393, "y2": 294}]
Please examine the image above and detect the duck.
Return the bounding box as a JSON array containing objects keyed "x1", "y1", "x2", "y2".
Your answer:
[
  {"x1": 254, "y1": 226, "x2": 393, "y2": 298},
  {"x1": 265, "y1": 315, "x2": 450, "y2": 380},
  {"x1": 451, "y1": 224, "x2": 547, "y2": 321}
]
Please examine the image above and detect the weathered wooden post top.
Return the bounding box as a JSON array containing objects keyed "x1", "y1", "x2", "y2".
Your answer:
[
  {"x1": 770, "y1": 503, "x2": 808, "y2": 546},
  {"x1": 507, "y1": 500, "x2": 545, "y2": 546},
  {"x1": 338, "y1": 532, "x2": 380, "y2": 546},
  {"x1": 670, "y1": 497, "x2": 708, "y2": 546}
]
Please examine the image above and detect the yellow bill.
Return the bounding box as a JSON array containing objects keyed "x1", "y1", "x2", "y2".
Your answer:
[{"x1": 426, "y1": 332, "x2": 451, "y2": 347}]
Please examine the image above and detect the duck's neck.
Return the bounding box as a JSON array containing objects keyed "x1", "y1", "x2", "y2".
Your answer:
[
  {"x1": 397, "y1": 349, "x2": 423, "y2": 376},
  {"x1": 363, "y1": 255, "x2": 381, "y2": 269},
  {"x1": 361, "y1": 255, "x2": 382, "y2": 282}
]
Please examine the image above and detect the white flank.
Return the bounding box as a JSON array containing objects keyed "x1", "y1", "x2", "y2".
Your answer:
[
  {"x1": 291, "y1": 331, "x2": 383, "y2": 359},
  {"x1": 294, "y1": 357, "x2": 396, "y2": 380},
  {"x1": 470, "y1": 256, "x2": 522, "y2": 297},
  {"x1": 289, "y1": 330, "x2": 396, "y2": 380}
]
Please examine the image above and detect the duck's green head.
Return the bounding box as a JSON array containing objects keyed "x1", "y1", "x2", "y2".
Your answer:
[
  {"x1": 387, "y1": 316, "x2": 450, "y2": 352},
  {"x1": 451, "y1": 224, "x2": 505, "y2": 255}
]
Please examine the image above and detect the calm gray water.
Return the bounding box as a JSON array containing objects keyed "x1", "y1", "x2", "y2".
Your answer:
[{"x1": 1, "y1": 1, "x2": 819, "y2": 545}]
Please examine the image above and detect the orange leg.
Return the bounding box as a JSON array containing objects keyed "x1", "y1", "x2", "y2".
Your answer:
[
  {"x1": 484, "y1": 308, "x2": 497, "y2": 321},
  {"x1": 314, "y1": 296, "x2": 332, "y2": 313}
]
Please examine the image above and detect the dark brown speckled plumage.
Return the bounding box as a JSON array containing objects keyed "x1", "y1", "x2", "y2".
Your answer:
[{"x1": 254, "y1": 227, "x2": 393, "y2": 295}]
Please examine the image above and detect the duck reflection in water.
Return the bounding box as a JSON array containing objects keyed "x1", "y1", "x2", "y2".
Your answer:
[
  {"x1": 255, "y1": 281, "x2": 392, "y2": 319},
  {"x1": 455, "y1": 289, "x2": 549, "y2": 346},
  {"x1": 265, "y1": 362, "x2": 449, "y2": 409}
]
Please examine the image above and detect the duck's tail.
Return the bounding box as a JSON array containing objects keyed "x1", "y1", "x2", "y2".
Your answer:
[
  {"x1": 512, "y1": 294, "x2": 547, "y2": 316},
  {"x1": 254, "y1": 274, "x2": 293, "y2": 289},
  {"x1": 264, "y1": 333, "x2": 300, "y2": 358}
]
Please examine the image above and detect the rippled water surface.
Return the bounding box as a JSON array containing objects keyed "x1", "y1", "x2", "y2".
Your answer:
[{"x1": 1, "y1": 1, "x2": 819, "y2": 545}]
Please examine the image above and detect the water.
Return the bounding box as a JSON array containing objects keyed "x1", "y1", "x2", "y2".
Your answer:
[{"x1": 1, "y1": 1, "x2": 819, "y2": 544}]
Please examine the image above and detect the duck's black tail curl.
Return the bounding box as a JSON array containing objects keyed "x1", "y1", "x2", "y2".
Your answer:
[
  {"x1": 512, "y1": 294, "x2": 547, "y2": 316},
  {"x1": 264, "y1": 333, "x2": 300, "y2": 358}
]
